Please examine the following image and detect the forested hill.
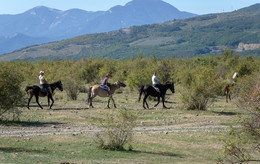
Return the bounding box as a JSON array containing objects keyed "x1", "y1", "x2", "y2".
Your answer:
[{"x1": 1, "y1": 3, "x2": 260, "y2": 61}]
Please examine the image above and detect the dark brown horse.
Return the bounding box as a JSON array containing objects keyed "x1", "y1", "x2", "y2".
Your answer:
[
  {"x1": 223, "y1": 83, "x2": 234, "y2": 103},
  {"x1": 25, "y1": 80, "x2": 63, "y2": 109}
]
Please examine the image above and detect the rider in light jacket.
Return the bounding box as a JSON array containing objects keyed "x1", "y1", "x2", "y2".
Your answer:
[{"x1": 152, "y1": 72, "x2": 161, "y2": 94}]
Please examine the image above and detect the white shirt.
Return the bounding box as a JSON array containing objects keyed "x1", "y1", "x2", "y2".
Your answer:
[
  {"x1": 232, "y1": 72, "x2": 238, "y2": 80},
  {"x1": 152, "y1": 75, "x2": 160, "y2": 85},
  {"x1": 39, "y1": 75, "x2": 45, "y2": 85}
]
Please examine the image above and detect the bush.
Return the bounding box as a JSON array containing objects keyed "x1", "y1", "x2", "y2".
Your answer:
[
  {"x1": 64, "y1": 79, "x2": 80, "y2": 100},
  {"x1": 179, "y1": 66, "x2": 221, "y2": 110},
  {"x1": 0, "y1": 65, "x2": 25, "y2": 121},
  {"x1": 93, "y1": 109, "x2": 137, "y2": 151}
]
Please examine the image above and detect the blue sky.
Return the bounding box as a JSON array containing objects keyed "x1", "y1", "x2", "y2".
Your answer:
[{"x1": 0, "y1": 0, "x2": 259, "y2": 15}]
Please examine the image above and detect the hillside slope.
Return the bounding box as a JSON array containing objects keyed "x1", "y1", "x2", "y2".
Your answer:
[
  {"x1": 1, "y1": 4, "x2": 259, "y2": 61},
  {"x1": 0, "y1": 0, "x2": 196, "y2": 54}
]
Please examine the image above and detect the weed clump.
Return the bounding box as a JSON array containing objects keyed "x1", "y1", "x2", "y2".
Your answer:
[{"x1": 93, "y1": 108, "x2": 137, "y2": 151}]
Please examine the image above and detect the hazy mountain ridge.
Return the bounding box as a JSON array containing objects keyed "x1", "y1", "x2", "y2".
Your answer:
[
  {"x1": 1, "y1": 3, "x2": 259, "y2": 61},
  {"x1": 0, "y1": 0, "x2": 196, "y2": 54}
]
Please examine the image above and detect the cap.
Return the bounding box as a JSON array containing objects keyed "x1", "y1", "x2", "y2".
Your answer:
[{"x1": 39, "y1": 71, "x2": 44, "y2": 74}]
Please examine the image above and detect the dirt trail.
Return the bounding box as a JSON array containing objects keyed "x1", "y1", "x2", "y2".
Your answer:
[{"x1": 0, "y1": 123, "x2": 228, "y2": 137}]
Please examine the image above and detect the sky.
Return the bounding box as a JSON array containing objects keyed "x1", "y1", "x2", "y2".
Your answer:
[{"x1": 0, "y1": 0, "x2": 259, "y2": 15}]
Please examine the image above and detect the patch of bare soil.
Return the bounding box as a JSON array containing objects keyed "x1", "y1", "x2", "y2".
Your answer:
[{"x1": 0, "y1": 123, "x2": 228, "y2": 137}]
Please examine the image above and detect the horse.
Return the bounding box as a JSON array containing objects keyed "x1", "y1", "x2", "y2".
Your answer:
[
  {"x1": 223, "y1": 83, "x2": 234, "y2": 103},
  {"x1": 25, "y1": 80, "x2": 63, "y2": 109},
  {"x1": 138, "y1": 82, "x2": 175, "y2": 109},
  {"x1": 87, "y1": 80, "x2": 126, "y2": 108}
]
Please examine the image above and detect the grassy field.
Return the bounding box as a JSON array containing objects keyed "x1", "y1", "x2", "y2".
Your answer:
[{"x1": 0, "y1": 89, "x2": 242, "y2": 163}]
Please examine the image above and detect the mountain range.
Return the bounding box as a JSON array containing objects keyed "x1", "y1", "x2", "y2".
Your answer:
[
  {"x1": 1, "y1": 3, "x2": 260, "y2": 61},
  {"x1": 0, "y1": 0, "x2": 197, "y2": 55}
]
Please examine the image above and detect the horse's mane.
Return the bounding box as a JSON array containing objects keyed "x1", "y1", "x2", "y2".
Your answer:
[{"x1": 49, "y1": 80, "x2": 61, "y2": 85}]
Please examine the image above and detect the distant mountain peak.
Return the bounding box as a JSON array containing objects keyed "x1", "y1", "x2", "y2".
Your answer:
[{"x1": 25, "y1": 6, "x2": 62, "y2": 15}]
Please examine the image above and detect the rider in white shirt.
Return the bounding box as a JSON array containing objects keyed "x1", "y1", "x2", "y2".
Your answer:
[
  {"x1": 39, "y1": 71, "x2": 53, "y2": 95},
  {"x1": 232, "y1": 72, "x2": 238, "y2": 84},
  {"x1": 152, "y1": 72, "x2": 161, "y2": 93}
]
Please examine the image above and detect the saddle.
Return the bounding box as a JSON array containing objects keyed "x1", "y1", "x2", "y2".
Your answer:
[
  {"x1": 100, "y1": 86, "x2": 108, "y2": 91},
  {"x1": 40, "y1": 86, "x2": 48, "y2": 93},
  {"x1": 153, "y1": 87, "x2": 160, "y2": 93}
]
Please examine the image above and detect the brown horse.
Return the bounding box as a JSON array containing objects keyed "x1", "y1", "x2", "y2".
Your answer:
[
  {"x1": 25, "y1": 80, "x2": 63, "y2": 109},
  {"x1": 223, "y1": 83, "x2": 234, "y2": 103},
  {"x1": 87, "y1": 80, "x2": 126, "y2": 108}
]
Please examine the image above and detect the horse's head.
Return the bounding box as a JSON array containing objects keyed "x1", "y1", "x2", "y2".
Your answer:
[
  {"x1": 115, "y1": 80, "x2": 127, "y2": 88},
  {"x1": 57, "y1": 80, "x2": 63, "y2": 91},
  {"x1": 167, "y1": 82, "x2": 175, "y2": 93}
]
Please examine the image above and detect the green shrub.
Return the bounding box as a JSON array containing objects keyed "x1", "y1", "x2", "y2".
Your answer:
[
  {"x1": 93, "y1": 109, "x2": 137, "y2": 151},
  {"x1": 0, "y1": 65, "x2": 25, "y2": 121},
  {"x1": 64, "y1": 79, "x2": 80, "y2": 100},
  {"x1": 179, "y1": 66, "x2": 221, "y2": 110}
]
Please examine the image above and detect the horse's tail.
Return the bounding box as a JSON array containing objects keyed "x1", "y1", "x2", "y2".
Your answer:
[
  {"x1": 87, "y1": 86, "x2": 93, "y2": 104},
  {"x1": 138, "y1": 85, "x2": 144, "y2": 102}
]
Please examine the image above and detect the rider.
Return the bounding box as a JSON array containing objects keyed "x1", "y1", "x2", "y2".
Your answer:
[
  {"x1": 232, "y1": 72, "x2": 238, "y2": 84},
  {"x1": 101, "y1": 73, "x2": 112, "y2": 96},
  {"x1": 152, "y1": 72, "x2": 161, "y2": 94},
  {"x1": 39, "y1": 71, "x2": 53, "y2": 95}
]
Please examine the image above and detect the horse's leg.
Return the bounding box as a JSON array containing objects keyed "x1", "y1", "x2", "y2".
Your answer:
[
  {"x1": 226, "y1": 90, "x2": 229, "y2": 103},
  {"x1": 111, "y1": 97, "x2": 117, "y2": 108},
  {"x1": 35, "y1": 95, "x2": 43, "y2": 109},
  {"x1": 162, "y1": 96, "x2": 167, "y2": 108},
  {"x1": 48, "y1": 95, "x2": 50, "y2": 107},
  {"x1": 27, "y1": 95, "x2": 33, "y2": 109},
  {"x1": 89, "y1": 92, "x2": 96, "y2": 108},
  {"x1": 49, "y1": 95, "x2": 54, "y2": 109},
  {"x1": 90, "y1": 98, "x2": 93, "y2": 108},
  {"x1": 143, "y1": 94, "x2": 149, "y2": 109},
  {"x1": 154, "y1": 96, "x2": 160, "y2": 107},
  {"x1": 107, "y1": 98, "x2": 110, "y2": 108}
]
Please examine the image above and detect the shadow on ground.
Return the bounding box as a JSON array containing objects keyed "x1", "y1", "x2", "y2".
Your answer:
[
  {"x1": 212, "y1": 111, "x2": 238, "y2": 116},
  {"x1": 0, "y1": 121, "x2": 63, "y2": 127},
  {"x1": 130, "y1": 150, "x2": 184, "y2": 158},
  {"x1": 0, "y1": 147, "x2": 49, "y2": 154}
]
